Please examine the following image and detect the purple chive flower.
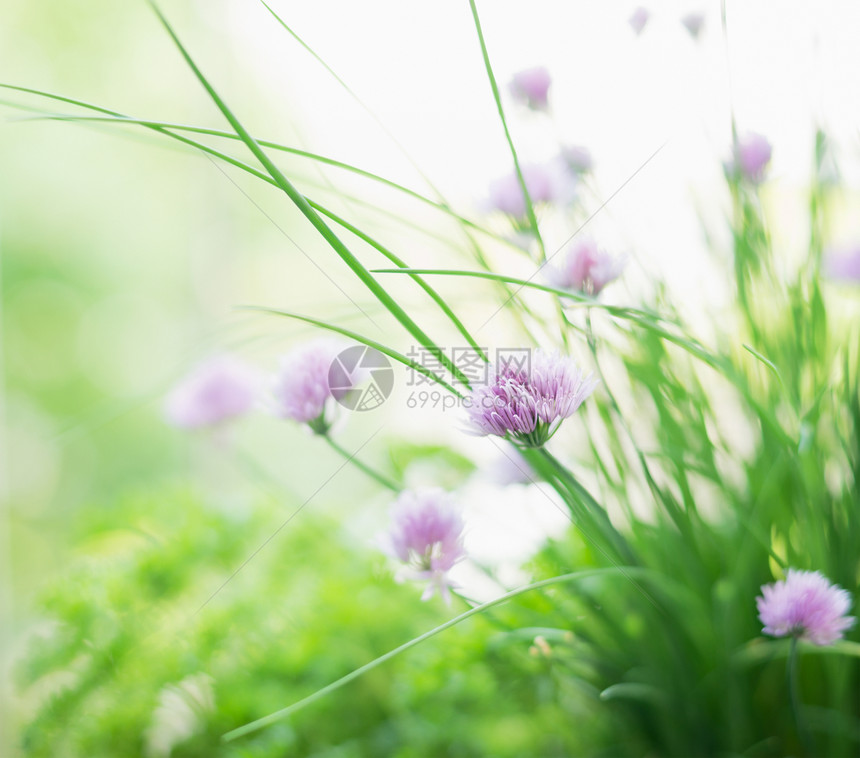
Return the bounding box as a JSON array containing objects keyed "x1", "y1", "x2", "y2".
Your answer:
[
  {"x1": 681, "y1": 11, "x2": 705, "y2": 39},
  {"x1": 383, "y1": 489, "x2": 467, "y2": 603},
  {"x1": 465, "y1": 349, "x2": 598, "y2": 448},
  {"x1": 509, "y1": 66, "x2": 552, "y2": 111},
  {"x1": 488, "y1": 164, "x2": 557, "y2": 219},
  {"x1": 561, "y1": 145, "x2": 594, "y2": 175},
  {"x1": 729, "y1": 132, "x2": 773, "y2": 183},
  {"x1": 546, "y1": 238, "x2": 625, "y2": 296},
  {"x1": 757, "y1": 569, "x2": 856, "y2": 646},
  {"x1": 629, "y1": 6, "x2": 650, "y2": 35},
  {"x1": 824, "y1": 246, "x2": 860, "y2": 283},
  {"x1": 271, "y1": 339, "x2": 343, "y2": 433},
  {"x1": 165, "y1": 355, "x2": 259, "y2": 430}
]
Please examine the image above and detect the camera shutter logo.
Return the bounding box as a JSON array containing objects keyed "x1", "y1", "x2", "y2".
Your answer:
[{"x1": 328, "y1": 346, "x2": 394, "y2": 411}]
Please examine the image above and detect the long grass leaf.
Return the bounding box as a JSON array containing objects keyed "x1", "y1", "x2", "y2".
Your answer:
[
  {"x1": 467, "y1": 0, "x2": 546, "y2": 261},
  {"x1": 241, "y1": 305, "x2": 462, "y2": 397},
  {"x1": 146, "y1": 2, "x2": 470, "y2": 386},
  {"x1": 307, "y1": 201, "x2": 486, "y2": 360},
  {"x1": 0, "y1": 95, "x2": 523, "y2": 249},
  {"x1": 222, "y1": 566, "x2": 653, "y2": 741}
]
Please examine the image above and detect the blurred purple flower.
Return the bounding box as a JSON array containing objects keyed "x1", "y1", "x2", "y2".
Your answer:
[
  {"x1": 383, "y1": 488, "x2": 467, "y2": 603},
  {"x1": 488, "y1": 165, "x2": 556, "y2": 219},
  {"x1": 757, "y1": 569, "x2": 855, "y2": 646},
  {"x1": 484, "y1": 449, "x2": 536, "y2": 486},
  {"x1": 465, "y1": 349, "x2": 598, "y2": 448},
  {"x1": 509, "y1": 66, "x2": 551, "y2": 111},
  {"x1": 824, "y1": 246, "x2": 860, "y2": 283},
  {"x1": 546, "y1": 237, "x2": 625, "y2": 296},
  {"x1": 729, "y1": 132, "x2": 772, "y2": 183},
  {"x1": 165, "y1": 355, "x2": 259, "y2": 430},
  {"x1": 681, "y1": 11, "x2": 705, "y2": 39},
  {"x1": 629, "y1": 6, "x2": 650, "y2": 35},
  {"x1": 561, "y1": 145, "x2": 594, "y2": 175},
  {"x1": 271, "y1": 339, "x2": 343, "y2": 433}
]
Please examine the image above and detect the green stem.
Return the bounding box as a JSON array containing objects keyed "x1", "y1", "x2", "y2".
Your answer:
[
  {"x1": 322, "y1": 434, "x2": 400, "y2": 492},
  {"x1": 787, "y1": 636, "x2": 815, "y2": 757},
  {"x1": 467, "y1": 0, "x2": 546, "y2": 262},
  {"x1": 535, "y1": 448, "x2": 636, "y2": 565},
  {"x1": 222, "y1": 566, "x2": 650, "y2": 741}
]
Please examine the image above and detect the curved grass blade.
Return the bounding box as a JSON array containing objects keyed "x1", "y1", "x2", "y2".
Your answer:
[
  {"x1": 467, "y1": 0, "x2": 546, "y2": 261},
  {"x1": 307, "y1": 201, "x2": 487, "y2": 360},
  {"x1": 254, "y1": 0, "x2": 527, "y2": 281},
  {"x1": 0, "y1": 93, "x2": 524, "y2": 251},
  {"x1": 147, "y1": 2, "x2": 470, "y2": 387},
  {"x1": 257, "y1": 0, "x2": 449, "y2": 204},
  {"x1": 5, "y1": 100, "x2": 486, "y2": 359},
  {"x1": 1, "y1": 93, "x2": 543, "y2": 333},
  {"x1": 222, "y1": 566, "x2": 652, "y2": 742},
  {"x1": 241, "y1": 305, "x2": 462, "y2": 397}
]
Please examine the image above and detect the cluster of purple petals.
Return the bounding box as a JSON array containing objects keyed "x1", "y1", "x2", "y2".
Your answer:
[
  {"x1": 729, "y1": 132, "x2": 772, "y2": 183},
  {"x1": 164, "y1": 355, "x2": 259, "y2": 430},
  {"x1": 824, "y1": 245, "x2": 860, "y2": 283},
  {"x1": 757, "y1": 569, "x2": 856, "y2": 646},
  {"x1": 385, "y1": 489, "x2": 467, "y2": 602},
  {"x1": 629, "y1": 6, "x2": 650, "y2": 35},
  {"x1": 488, "y1": 165, "x2": 557, "y2": 219},
  {"x1": 271, "y1": 339, "x2": 342, "y2": 425},
  {"x1": 547, "y1": 238, "x2": 624, "y2": 296},
  {"x1": 465, "y1": 350, "x2": 598, "y2": 447},
  {"x1": 508, "y1": 66, "x2": 552, "y2": 111}
]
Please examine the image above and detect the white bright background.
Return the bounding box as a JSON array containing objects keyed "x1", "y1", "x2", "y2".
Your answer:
[{"x1": 224, "y1": 0, "x2": 860, "y2": 300}]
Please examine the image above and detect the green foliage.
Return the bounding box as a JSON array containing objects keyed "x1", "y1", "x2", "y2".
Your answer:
[{"x1": 16, "y1": 490, "x2": 603, "y2": 757}]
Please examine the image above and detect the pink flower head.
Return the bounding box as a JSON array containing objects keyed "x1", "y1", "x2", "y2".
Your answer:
[
  {"x1": 757, "y1": 569, "x2": 855, "y2": 646},
  {"x1": 464, "y1": 349, "x2": 598, "y2": 448},
  {"x1": 681, "y1": 11, "x2": 705, "y2": 39},
  {"x1": 509, "y1": 66, "x2": 552, "y2": 111},
  {"x1": 383, "y1": 488, "x2": 467, "y2": 602},
  {"x1": 271, "y1": 339, "x2": 344, "y2": 433},
  {"x1": 165, "y1": 355, "x2": 259, "y2": 430},
  {"x1": 729, "y1": 132, "x2": 772, "y2": 183},
  {"x1": 824, "y1": 245, "x2": 860, "y2": 284},
  {"x1": 488, "y1": 164, "x2": 557, "y2": 219},
  {"x1": 561, "y1": 145, "x2": 594, "y2": 175},
  {"x1": 546, "y1": 238, "x2": 625, "y2": 296},
  {"x1": 629, "y1": 6, "x2": 650, "y2": 35}
]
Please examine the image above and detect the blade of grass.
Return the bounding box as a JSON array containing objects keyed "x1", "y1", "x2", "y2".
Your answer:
[
  {"x1": 146, "y1": 2, "x2": 470, "y2": 387},
  {"x1": 1, "y1": 95, "x2": 525, "y2": 250},
  {"x1": 222, "y1": 566, "x2": 655, "y2": 741},
  {"x1": 467, "y1": 0, "x2": 546, "y2": 262},
  {"x1": 3, "y1": 95, "x2": 546, "y2": 335},
  {"x1": 307, "y1": 201, "x2": 487, "y2": 360},
  {"x1": 257, "y1": 0, "x2": 447, "y2": 202},
  {"x1": 6, "y1": 101, "x2": 488, "y2": 358},
  {"x1": 240, "y1": 305, "x2": 462, "y2": 397}
]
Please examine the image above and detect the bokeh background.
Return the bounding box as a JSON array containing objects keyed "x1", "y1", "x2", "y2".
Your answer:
[{"x1": 2, "y1": 0, "x2": 860, "y2": 755}]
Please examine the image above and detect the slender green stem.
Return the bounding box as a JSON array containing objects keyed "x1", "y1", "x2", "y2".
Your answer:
[
  {"x1": 787, "y1": 636, "x2": 815, "y2": 757},
  {"x1": 321, "y1": 434, "x2": 399, "y2": 492},
  {"x1": 467, "y1": 0, "x2": 546, "y2": 262},
  {"x1": 147, "y1": 3, "x2": 471, "y2": 388},
  {"x1": 242, "y1": 305, "x2": 463, "y2": 397},
  {"x1": 222, "y1": 566, "x2": 651, "y2": 741},
  {"x1": 535, "y1": 448, "x2": 636, "y2": 565}
]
